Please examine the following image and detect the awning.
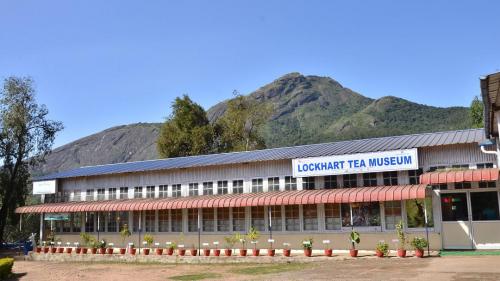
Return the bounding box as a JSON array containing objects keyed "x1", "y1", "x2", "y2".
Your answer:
[
  {"x1": 419, "y1": 168, "x2": 499, "y2": 185},
  {"x1": 16, "y1": 184, "x2": 428, "y2": 214}
]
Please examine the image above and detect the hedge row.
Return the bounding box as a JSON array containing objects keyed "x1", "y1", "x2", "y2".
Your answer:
[{"x1": 0, "y1": 258, "x2": 14, "y2": 280}]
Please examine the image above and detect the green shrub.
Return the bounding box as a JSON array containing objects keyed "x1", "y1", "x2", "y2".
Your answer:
[
  {"x1": 376, "y1": 241, "x2": 389, "y2": 256},
  {"x1": 411, "y1": 237, "x2": 428, "y2": 250},
  {"x1": 0, "y1": 258, "x2": 14, "y2": 280}
]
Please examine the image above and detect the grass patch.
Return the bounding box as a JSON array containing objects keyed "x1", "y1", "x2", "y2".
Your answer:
[
  {"x1": 169, "y1": 272, "x2": 221, "y2": 281},
  {"x1": 231, "y1": 263, "x2": 309, "y2": 275},
  {"x1": 440, "y1": 250, "x2": 500, "y2": 256}
]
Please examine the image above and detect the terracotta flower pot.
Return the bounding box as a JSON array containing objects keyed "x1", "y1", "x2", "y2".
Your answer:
[
  {"x1": 214, "y1": 249, "x2": 221, "y2": 256},
  {"x1": 167, "y1": 248, "x2": 174, "y2": 255},
  {"x1": 99, "y1": 248, "x2": 106, "y2": 254},
  {"x1": 143, "y1": 248, "x2": 150, "y2": 255},
  {"x1": 239, "y1": 249, "x2": 247, "y2": 256},
  {"x1": 106, "y1": 248, "x2": 114, "y2": 254},
  {"x1": 82, "y1": 248, "x2": 88, "y2": 254},
  {"x1": 119, "y1": 248, "x2": 126, "y2": 255},
  {"x1": 267, "y1": 249, "x2": 275, "y2": 257},
  {"x1": 204, "y1": 249, "x2": 211, "y2": 256},
  {"x1": 415, "y1": 249, "x2": 424, "y2": 258},
  {"x1": 397, "y1": 249, "x2": 406, "y2": 258},
  {"x1": 252, "y1": 249, "x2": 260, "y2": 256},
  {"x1": 349, "y1": 249, "x2": 358, "y2": 257},
  {"x1": 324, "y1": 249, "x2": 333, "y2": 257},
  {"x1": 129, "y1": 248, "x2": 136, "y2": 255},
  {"x1": 190, "y1": 249, "x2": 197, "y2": 256},
  {"x1": 178, "y1": 249, "x2": 186, "y2": 256},
  {"x1": 75, "y1": 247, "x2": 82, "y2": 254},
  {"x1": 375, "y1": 250, "x2": 384, "y2": 258},
  {"x1": 43, "y1": 247, "x2": 49, "y2": 253},
  {"x1": 283, "y1": 249, "x2": 291, "y2": 257},
  {"x1": 224, "y1": 249, "x2": 232, "y2": 256},
  {"x1": 50, "y1": 247, "x2": 57, "y2": 254},
  {"x1": 57, "y1": 247, "x2": 64, "y2": 253},
  {"x1": 91, "y1": 248, "x2": 97, "y2": 254},
  {"x1": 35, "y1": 247, "x2": 42, "y2": 253},
  {"x1": 304, "y1": 248, "x2": 312, "y2": 257},
  {"x1": 156, "y1": 248, "x2": 163, "y2": 255},
  {"x1": 66, "y1": 248, "x2": 73, "y2": 254}
]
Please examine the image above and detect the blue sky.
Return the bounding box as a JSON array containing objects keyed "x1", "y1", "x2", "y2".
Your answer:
[{"x1": 1, "y1": 0, "x2": 500, "y2": 147}]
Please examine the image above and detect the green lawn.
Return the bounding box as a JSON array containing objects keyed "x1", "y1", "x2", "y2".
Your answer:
[
  {"x1": 440, "y1": 250, "x2": 500, "y2": 256},
  {"x1": 169, "y1": 272, "x2": 221, "y2": 281},
  {"x1": 230, "y1": 263, "x2": 310, "y2": 275}
]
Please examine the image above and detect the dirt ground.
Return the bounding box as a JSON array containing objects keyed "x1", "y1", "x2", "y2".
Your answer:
[{"x1": 9, "y1": 256, "x2": 500, "y2": 281}]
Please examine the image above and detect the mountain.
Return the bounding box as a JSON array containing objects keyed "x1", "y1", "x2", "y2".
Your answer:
[{"x1": 34, "y1": 73, "x2": 472, "y2": 175}]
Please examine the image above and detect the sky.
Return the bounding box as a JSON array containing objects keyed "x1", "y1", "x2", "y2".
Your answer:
[{"x1": 1, "y1": 0, "x2": 500, "y2": 147}]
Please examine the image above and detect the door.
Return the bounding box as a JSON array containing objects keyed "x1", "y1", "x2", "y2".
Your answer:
[
  {"x1": 469, "y1": 191, "x2": 500, "y2": 249},
  {"x1": 441, "y1": 192, "x2": 473, "y2": 249}
]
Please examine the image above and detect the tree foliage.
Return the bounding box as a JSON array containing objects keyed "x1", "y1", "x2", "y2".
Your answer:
[
  {"x1": 470, "y1": 95, "x2": 484, "y2": 128},
  {"x1": 0, "y1": 77, "x2": 63, "y2": 242}
]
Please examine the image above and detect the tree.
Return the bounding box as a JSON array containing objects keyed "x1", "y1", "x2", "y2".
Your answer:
[
  {"x1": 470, "y1": 95, "x2": 484, "y2": 128},
  {"x1": 216, "y1": 91, "x2": 272, "y2": 152},
  {"x1": 0, "y1": 77, "x2": 63, "y2": 242},
  {"x1": 157, "y1": 95, "x2": 216, "y2": 158}
]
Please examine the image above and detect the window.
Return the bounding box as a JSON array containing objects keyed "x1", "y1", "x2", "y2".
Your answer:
[
  {"x1": 452, "y1": 164, "x2": 469, "y2": 169},
  {"x1": 202, "y1": 209, "x2": 215, "y2": 232},
  {"x1": 479, "y1": 181, "x2": 496, "y2": 188},
  {"x1": 146, "y1": 186, "x2": 155, "y2": 198},
  {"x1": 363, "y1": 173, "x2": 377, "y2": 187},
  {"x1": 302, "y1": 177, "x2": 315, "y2": 190},
  {"x1": 132, "y1": 211, "x2": 141, "y2": 232},
  {"x1": 383, "y1": 171, "x2": 398, "y2": 186},
  {"x1": 203, "y1": 182, "x2": 213, "y2": 195},
  {"x1": 159, "y1": 185, "x2": 168, "y2": 198},
  {"x1": 285, "y1": 205, "x2": 300, "y2": 231},
  {"x1": 188, "y1": 209, "x2": 199, "y2": 232},
  {"x1": 409, "y1": 169, "x2": 423, "y2": 185},
  {"x1": 172, "y1": 184, "x2": 181, "y2": 198},
  {"x1": 108, "y1": 188, "x2": 117, "y2": 200},
  {"x1": 232, "y1": 180, "x2": 243, "y2": 194},
  {"x1": 98, "y1": 213, "x2": 105, "y2": 232},
  {"x1": 471, "y1": 192, "x2": 500, "y2": 221},
  {"x1": 73, "y1": 190, "x2": 81, "y2": 202},
  {"x1": 251, "y1": 207, "x2": 265, "y2": 231},
  {"x1": 72, "y1": 213, "x2": 81, "y2": 232},
  {"x1": 285, "y1": 176, "x2": 297, "y2": 191},
  {"x1": 145, "y1": 210, "x2": 155, "y2": 232},
  {"x1": 158, "y1": 210, "x2": 169, "y2": 232},
  {"x1": 342, "y1": 202, "x2": 381, "y2": 227},
  {"x1": 189, "y1": 183, "x2": 198, "y2": 196},
  {"x1": 117, "y1": 212, "x2": 128, "y2": 232},
  {"x1": 217, "y1": 208, "x2": 230, "y2": 232},
  {"x1": 268, "y1": 177, "x2": 280, "y2": 191},
  {"x1": 441, "y1": 193, "x2": 468, "y2": 221},
  {"x1": 134, "y1": 186, "x2": 143, "y2": 198},
  {"x1": 269, "y1": 206, "x2": 282, "y2": 231},
  {"x1": 384, "y1": 201, "x2": 402, "y2": 230},
  {"x1": 62, "y1": 190, "x2": 70, "y2": 202},
  {"x1": 86, "y1": 189, "x2": 94, "y2": 201},
  {"x1": 477, "y1": 163, "x2": 494, "y2": 169},
  {"x1": 85, "y1": 212, "x2": 95, "y2": 232},
  {"x1": 217, "y1": 181, "x2": 228, "y2": 195},
  {"x1": 303, "y1": 204, "x2": 318, "y2": 231},
  {"x1": 431, "y1": 183, "x2": 448, "y2": 190},
  {"x1": 232, "y1": 207, "x2": 245, "y2": 231},
  {"x1": 171, "y1": 209, "x2": 183, "y2": 232},
  {"x1": 454, "y1": 182, "x2": 471, "y2": 190},
  {"x1": 429, "y1": 166, "x2": 446, "y2": 172},
  {"x1": 62, "y1": 216, "x2": 71, "y2": 232},
  {"x1": 324, "y1": 203, "x2": 341, "y2": 230},
  {"x1": 97, "y1": 188, "x2": 105, "y2": 200},
  {"x1": 343, "y1": 174, "x2": 357, "y2": 188},
  {"x1": 251, "y1": 179, "x2": 263, "y2": 193},
  {"x1": 107, "y1": 212, "x2": 117, "y2": 232},
  {"x1": 324, "y1": 176, "x2": 338, "y2": 189},
  {"x1": 119, "y1": 187, "x2": 128, "y2": 199}
]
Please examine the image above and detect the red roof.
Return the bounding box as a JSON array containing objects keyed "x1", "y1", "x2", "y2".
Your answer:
[
  {"x1": 16, "y1": 184, "x2": 427, "y2": 214},
  {"x1": 419, "y1": 168, "x2": 499, "y2": 185}
]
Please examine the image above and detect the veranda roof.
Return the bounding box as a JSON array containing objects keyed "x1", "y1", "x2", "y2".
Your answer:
[{"x1": 419, "y1": 168, "x2": 499, "y2": 185}]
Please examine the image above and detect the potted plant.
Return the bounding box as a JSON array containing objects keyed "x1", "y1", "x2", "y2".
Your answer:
[
  {"x1": 119, "y1": 224, "x2": 131, "y2": 255},
  {"x1": 189, "y1": 244, "x2": 197, "y2": 256},
  {"x1": 42, "y1": 241, "x2": 49, "y2": 253},
  {"x1": 80, "y1": 233, "x2": 94, "y2": 254},
  {"x1": 302, "y1": 238, "x2": 313, "y2": 257},
  {"x1": 143, "y1": 234, "x2": 153, "y2": 255},
  {"x1": 247, "y1": 227, "x2": 260, "y2": 256},
  {"x1": 155, "y1": 243, "x2": 163, "y2": 255},
  {"x1": 323, "y1": 240, "x2": 332, "y2": 257},
  {"x1": 166, "y1": 242, "x2": 176, "y2": 256},
  {"x1": 50, "y1": 242, "x2": 57, "y2": 253},
  {"x1": 74, "y1": 242, "x2": 81, "y2": 254},
  {"x1": 177, "y1": 244, "x2": 186, "y2": 256},
  {"x1": 57, "y1": 242, "x2": 64, "y2": 253},
  {"x1": 234, "y1": 233, "x2": 247, "y2": 256},
  {"x1": 36, "y1": 241, "x2": 42, "y2": 253},
  {"x1": 128, "y1": 242, "x2": 136, "y2": 255},
  {"x1": 349, "y1": 231, "x2": 360, "y2": 257},
  {"x1": 107, "y1": 243, "x2": 114, "y2": 254},
  {"x1": 411, "y1": 237, "x2": 428, "y2": 258},
  {"x1": 202, "y1": 243, "x2": 210, "y2": 256},
  {"x1": 375, "y1": 241, "x2": 389, "y2": 258},
  {"x1": 267, "y1": 239, "x2": 275, "y2": 256},
  {"x1": 395, "y1": 220, "x2": 407, "y2": 258},
  {"x1": 213, "y1": 241, "x2": 220, "y2": 256},
  {"x1": 97, "y1": 239, "x2": 107, "y2": 254},
  {"x1": 282, "y1": 243, "x2": 291, "y2": 257},
  {"x1": 224, "y1": 236, "x2": 236, "y2": 256},
  {"x1": 65, "y1": 242, "x2": 73, "y2": 254}
]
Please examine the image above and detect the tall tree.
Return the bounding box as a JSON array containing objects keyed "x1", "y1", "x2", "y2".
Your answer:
[
  {"x1": 157, "y1": 95, "x2": 216, "y2": 157},
  {"x1": 0, "y1": 77, "x2": 63, "y2": 242},
  {"x1": 470, "y1": 95, "x2": 483, "y2": 128},
  {"x1": 216, "y1": 91, "x2": 272, "y2": 152}
]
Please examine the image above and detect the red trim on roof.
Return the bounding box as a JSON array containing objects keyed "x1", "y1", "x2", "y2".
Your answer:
[{"x1": 420, "y1": 168, "x2": 499, "y2": 184}]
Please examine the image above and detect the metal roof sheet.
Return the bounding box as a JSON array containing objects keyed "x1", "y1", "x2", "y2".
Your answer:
[{"x1": 35, "y1": 128, "x2": 485, "y2": 181}]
